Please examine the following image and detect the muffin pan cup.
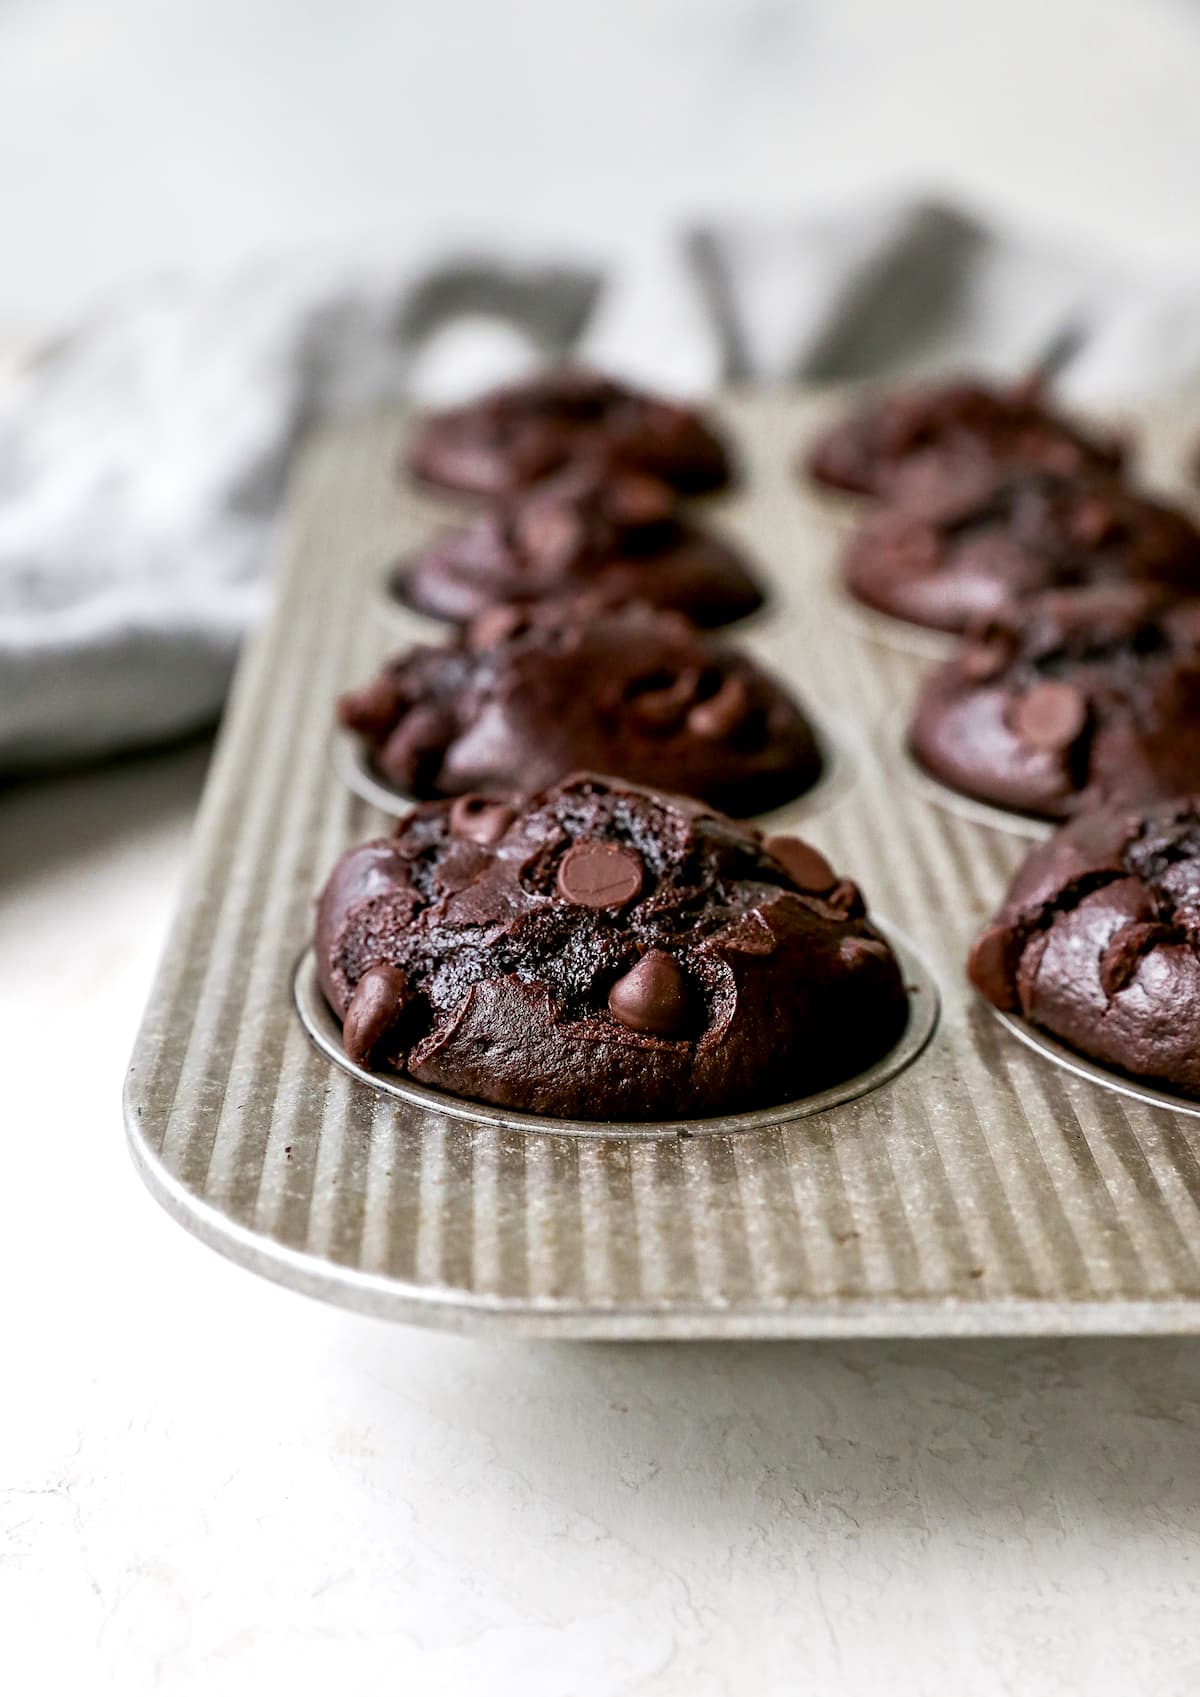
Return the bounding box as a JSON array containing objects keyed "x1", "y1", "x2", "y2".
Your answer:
[
  {"x1": 831, "y1": 586, "x2": 960, "y2": 664},
  {"x1": 124, "y1": 391, "x2": 1200, "y2": 1337},
  {"x1": 332, "y1": 699, "x2": 858, "y2": 827},
  {"x1": 886, "y1": 720, "x2": 1056, "y2": 843},
  {"x1": 292, "y1": 932, "x2": 940, "y2": 1140}
]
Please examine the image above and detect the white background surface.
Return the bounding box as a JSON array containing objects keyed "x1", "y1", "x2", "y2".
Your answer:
[{"x1": 5, "y1": 2, "x2": 1200, "y2": 1691}]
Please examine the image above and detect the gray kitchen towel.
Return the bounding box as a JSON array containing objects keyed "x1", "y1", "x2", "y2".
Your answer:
[{"x1": 3, "y1": 196, "x2": 1200, "y2": 772}]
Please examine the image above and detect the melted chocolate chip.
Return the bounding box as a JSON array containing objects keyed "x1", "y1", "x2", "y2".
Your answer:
[
  {"x1": 959, "y1": 638, "x2": 1011, "y2": 683},
  {"x1": 378, "y1": 704, "x2": 451, "y2": 788},
  {"x1": 967, "y1": 922, "x2": 1017, "y2": 1009},
  {"x1": 824, "y1": 877, "x2": 867, "y2": 920},
  {"x1": 465, "y1": 603, "x2": 530, "y2": 649},
  {"x1": 629, "y1": 668, "x2": 701, "y2": 731},
  {"x1": 449, "y1": 794, "x2": 515, "y2": 846},
  {"x1": 762, "y1": 834, "x2": 836, "y2": 894},
  {"x1": 1069, "y1": 495, "x2": 1119, "y2": 548},
  {"x1": 605, "y1": 473, "x2": 676, "y2": 528},
  {"x1": 686, "y1": 674, "x2": 750, "y2": 740},
  {"x1": 1011, "y1": 680, "x2": 1088, "y2": 752},
  {"x1": 556, "y1": 840, "x2": 643, "y2": 908},
  {"x1": 838, "y1": 935, "x2": 894, "y2": 969},
  {"x1": 607, "y1": 949, "x2": 691, "y2": 1036},
  {"x1": 337, "y1": 672, "x2": 406, "y2": 737},
  {"x1": 1099, "y1": 920, "x2": 1166, "y2": 998},
  {"x1": 343, "y1": 964, "x2": 411, "y2": 1067},
  {"x1": 515, "y1": 501, "x2": 585, "y2": 568}
]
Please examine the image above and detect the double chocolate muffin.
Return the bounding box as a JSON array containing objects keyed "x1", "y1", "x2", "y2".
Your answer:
[
  {"x1": 396, "y1": 461, "x2": 763, "y2": 627},
  {"x1": 316, "y1": 772, "x2": 908, "y2": 1118},
  {"x1": 970, "y1": 795, "x2": 1200, "y2": 1099},
  {"x1": 909, "y1": 584, "x2": 1200, "y2": 820},
  {"x1": 409, "y1": 367, "x2": 734, "y2": 497},
  {"x1": 843, "y1": 469, "x2": 1200, "y2": 635},
  {"x1": 806, "y1": 375, "x2": 1126, "y2": 504},
  {"x1": 338, "y1": 598, "x2": 822, "y2": 817}
]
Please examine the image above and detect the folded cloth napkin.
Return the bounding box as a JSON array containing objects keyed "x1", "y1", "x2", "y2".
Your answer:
[{"x1": 4, "y1": 196, "x2": 1200, "y2": 773}]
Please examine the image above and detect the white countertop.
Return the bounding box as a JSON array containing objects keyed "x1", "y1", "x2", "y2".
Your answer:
[{"x1": 5, "y1": 743, "x2": 1200, "y2": 1694}]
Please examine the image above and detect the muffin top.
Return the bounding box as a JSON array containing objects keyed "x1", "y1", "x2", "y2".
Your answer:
[
  {"x1": 395, "y1": 460, "x2": 762, "y2": 628},
  {"x1": 408, "y1": 367, "x2": 734, "y2": 497},
  {"x1": 316, "y1": 772, "x2": 908, "y2": 1119},
  {"x1": 970, "y1": 794, "x2": 1200, "y2": 1098},
  {"x1": 909, "y1": 584, "x2": 1200, "y2": 820},
  {"x1": 842, "y1": 468, "x2": 1200, "y2": 634},
  {"x1": 806, "y1": 375, "x2": 1125, "y2": 503},
  {"x1": 338, "y1": 597, "x2": 821, "y2": 817}
]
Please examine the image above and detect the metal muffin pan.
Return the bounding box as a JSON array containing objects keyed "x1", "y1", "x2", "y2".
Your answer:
[{"x1": 124, "y1": 391, "x2": 1200, "y2": 1336}]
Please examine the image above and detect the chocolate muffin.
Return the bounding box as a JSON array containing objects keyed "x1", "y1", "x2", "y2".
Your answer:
[
  {"x1": 409, "y1": 367, "x2": 734, "y2": 497},
  {"x1": 315, "y1": 772, "x2": 908, "y2": 1118},
  {"x1": 395, "y1": 461, "x2": 763, "y2": 628},
  {"x1": 843, "y1": 469, "x2": 1200, "y2": 634},
  {"x1": 806, "y1": 375, "x2": 1126, "y2": 503},
  {"x1": 338, "y1": 598, "x2": 822, "y2": 817},
  {"x1": 909, "y1": 584, "x2": 1200, "y2": 821},
  {"x1": 970, "y1": 795, "x2": 1200, "y2": 1099}
]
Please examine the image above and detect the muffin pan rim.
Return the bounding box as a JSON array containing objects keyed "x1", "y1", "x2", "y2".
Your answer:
[
  {"x1": 886, "y1": 718, "x2": 1056, "y2": 842},
  {"x1": 989, "y1": 1004, "x2": 1200, "y2": 1122},
  {"x1": 330, "y1": 696, "x2": 859, "y2": 827},
  {"x1": 374, "y1": 547, "x2": 779, "y2": 641},
  {"x1": 829, "y1": 582, "x2": 960, "y2": 663},
  {"x1": 291, "y1": 920, "x2": 942, "y2": 1140}
]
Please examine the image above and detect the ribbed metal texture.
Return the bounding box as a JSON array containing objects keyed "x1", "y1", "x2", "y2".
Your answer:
[{"x1": 124, "y1": 393, "x2": 1200, "y2": 1336}]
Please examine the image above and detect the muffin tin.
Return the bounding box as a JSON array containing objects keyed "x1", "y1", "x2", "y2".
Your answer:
[{"x1": 124, "y1": 391, "x2": 1200, "y2": 1337}]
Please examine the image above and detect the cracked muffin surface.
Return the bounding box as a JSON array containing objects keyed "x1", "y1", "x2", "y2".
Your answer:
[
  {"x1": 315, "y1": 772, "x2": 908, "y2": 1119},
  {"x1": 394, "y1": 460, "x2": 762, "y2": 628},
  {"x1": 338, "y1": 597, "x2": 822, "y2": 817},
  {"x1": 805, "y1": 375, "x2": 1125, "y2": 503},
  {"x1": 842, "y1": 468, "x2": 1200, "y2": 634},
  {"x1": 909, "y1": 584, "x2": 1200, "y2": 820},
  {"x1": 408, "y1": 367, "x2": 734, "y2": 497},
  {"x1": 970, "y1": 795, "x2": 1200, "y2": 1098}
]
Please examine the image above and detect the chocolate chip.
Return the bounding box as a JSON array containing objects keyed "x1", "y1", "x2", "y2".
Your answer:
[
  {"x1": 337, "y1": 672, "x2": 407, "y2": 737},
  {"x1": 825, "y1": 877, "x2": 866, "y2": 919},
  {"x1": 465, "y1": 603, "x2": 529, "y2": 649},
  {"x1": 605, "y1": 473, "x2": 675, "y2": 529},
  {"x1": 449, "y1": 794, "x2": 515, "y2": 846},
  {"x1": 1099, "y1": 921, "x2": 1165, "y2": 999},
  {"x1": 763, "y1": 833, "x2": 836, "y2": 894},
  {"x1": 1070, "y1": 496, "x2": 1119, "y2": 548},
  {"x1": 343, "y1": 963, "x2": 410, "y2": 1068},
  {"x1": 1011, "y1": 680, "x2": 1088, "y2": 752},
  {"x1": 515, "y1": 500, "x2": 585, "y2": 568},
  {"x1": 556, "y1": 840, "x2": 643, "y2": 908},
  {"x1": 640, "y1": 398, "x2": 690, "y2": 438},
  {"x1": 1014, "y1": 927, "x2": 1051, "y2": 1013},
  {"x1": 838, "y1": 935, "x2": 893, "y2": 969},
  {"x1": 507, "y1": 422, "x2": 565, "y2": 483},
  {"x1": 686, "y1": 674, "x2": 750, "y2": 740},
  {"x1": 967, "y1": 921, "x2": 1017, "y2": 1009},
  {"x1": 629, "y1": 667, "x2": 701, "y2": 731},
  {"x1": 377, "y1": 703, "x2": 450, "y2": 787},
  {"x1": 960, "y1": 639, "x2": 1011, "y2": 683},
  {"x1": 608, "y1": 949, "x2": 691, "y2": 1036}
]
